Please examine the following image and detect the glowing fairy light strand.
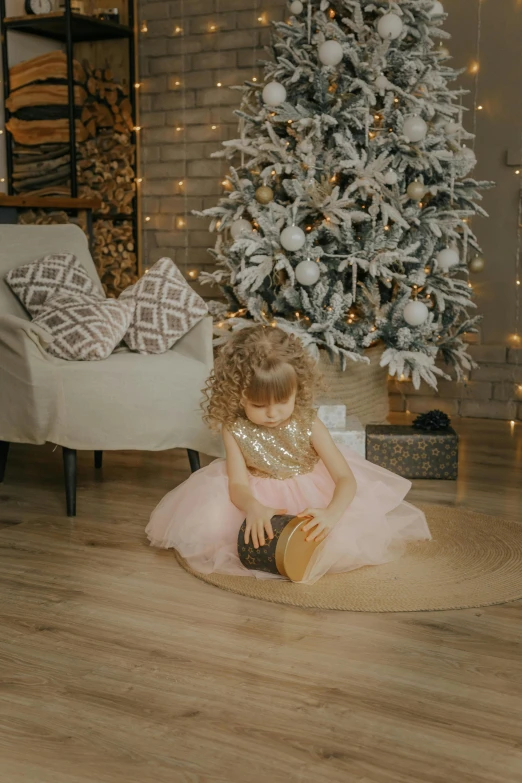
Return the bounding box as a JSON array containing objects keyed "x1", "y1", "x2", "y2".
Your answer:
[
  {"x1": 471, "y1": 0, "x2": 483, "y2": 150},
  {"x1": 181, "y1": 0, "x2": 189, "y2": 272}
]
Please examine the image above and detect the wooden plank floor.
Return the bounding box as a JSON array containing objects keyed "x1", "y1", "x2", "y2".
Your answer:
[{"x1": 1, "y1": 417, "x2": 522, "y2": 783}]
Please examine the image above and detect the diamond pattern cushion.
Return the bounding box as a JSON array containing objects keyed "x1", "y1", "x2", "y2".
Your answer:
[
  {"x1": 5, "y1": 253, "x2": 103, "y2": 316},
  {"x1": 33, "y1": 293, "x2": 135, "y2": 361},
  {"x1": 121, "y1": 257, "x2": 208, "y2": 354}
]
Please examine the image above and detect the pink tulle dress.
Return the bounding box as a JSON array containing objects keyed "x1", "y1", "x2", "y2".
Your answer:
[{"x1": 145, "y1": 408, "x2": 431, "y2": 585}]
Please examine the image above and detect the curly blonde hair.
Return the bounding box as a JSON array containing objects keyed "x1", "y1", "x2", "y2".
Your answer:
[{"x1": 202, "y1": 325, "x2": 321, "y2": 430}]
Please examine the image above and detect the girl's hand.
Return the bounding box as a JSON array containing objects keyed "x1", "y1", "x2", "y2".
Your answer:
[
  {"x1": 297, "y1": 508, "x2": 339, "y2": 543},
  {"x1": 245, "y1": 503, "x2": 287, "y2": 549}
]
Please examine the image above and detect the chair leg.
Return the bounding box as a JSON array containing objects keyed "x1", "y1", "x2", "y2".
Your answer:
[
  {"x1": 187, "y1": 449, "x2": 201, "y2": 473},
  {"x1": 0, "y1": 441, "x2": 10, "y2": 483},
  {"x1": 62, "y1": 447, "x2": 77, "y2": 517},
  {"x1": 94, "y1": 450, "x2": 103, "y2": 469},
  {"x1": 0, "y1": 440, "x2": 11, "y2": 484}
]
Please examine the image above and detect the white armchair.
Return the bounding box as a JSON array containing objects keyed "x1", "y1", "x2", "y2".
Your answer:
[{"x1": 0, "y1": 224, "x2": 221, "y2": 516}]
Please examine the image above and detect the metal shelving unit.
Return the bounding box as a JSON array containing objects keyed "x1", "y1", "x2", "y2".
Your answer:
[{"x1": 0, "y1": 1, "x2": 140, "y2": 268}]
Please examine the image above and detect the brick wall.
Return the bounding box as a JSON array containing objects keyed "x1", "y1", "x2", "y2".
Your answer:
[
  {"x1": 389, "y1": 346, "x2": 522, "y2": 421},
  {"x1": 138, "y1": 0, "x2": 286, "y2": 284},
  {"x1": 137, "y1": 0, "x2": 522, "y2": 422}
]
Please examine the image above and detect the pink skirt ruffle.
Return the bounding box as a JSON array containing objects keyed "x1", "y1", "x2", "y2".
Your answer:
[{"x1": 146, "y1": 446, "x2": 431, "y2": 585}]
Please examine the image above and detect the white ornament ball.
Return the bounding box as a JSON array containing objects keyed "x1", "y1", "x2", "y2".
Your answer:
[
  {"x1": 458, "y1": 146, "x2": 477, "y2": 174},
  {"x1": 230, "y1": 219, "x2": 254, "y2": 240},
  {"x1": 318, "y1": 40, "x2": 344, "y2": 66},
  {"x1": 444, "y1": 121, "x2": 461, "y2": 136},
  {"x1": 403, "y1": 300, "x2": 429, "y2": 327},
  {"x1": 295, "y1": 259, "x2": 320, "y2": 286},
  {"x1": 403, "y1": 115, "x2": 428, "y2": 143},
  {"x1": 383, "y1": 170, "x2": 398, "y2": 185},
  {"x1": 469, "y1": 255, "x2": 485, "y2": 274},
  {"x1": 436, "y1": 248, "x2": 460, "y2": 271},
  {"x1": 407, "y1": 181, "x2": 426, "y2": 200},
  {"x1": 375, "y1": 74, "x2": 389, "y2": 91},
  {"x1": 262, "y1": 81, "x2": 287, "y2": 106},
  {"x1": 289, "y1": 0, "x2": 303, "y2": 14},
  {"x1": 429, "y1": 1, "x2": 444, "y2": 16},
  {"x1": 280, "y1": 225, "x2": 306, "y2": 252},
  {"x1": 377, "y1": 13, "x2": 403, "y2": 40}
]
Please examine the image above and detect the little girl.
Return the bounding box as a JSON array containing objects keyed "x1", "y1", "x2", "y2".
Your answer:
[{"x1": 146, "y1": 325, "x2": 431, "y2": 585}]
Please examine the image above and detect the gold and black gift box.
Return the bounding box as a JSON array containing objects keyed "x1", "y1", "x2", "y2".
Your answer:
[
  {"x1": 238, "y1": 514, "x2": 321, "y2": 582},
  {"x1": 365, "y1": 425, "x2": 459, "y2": 480}
]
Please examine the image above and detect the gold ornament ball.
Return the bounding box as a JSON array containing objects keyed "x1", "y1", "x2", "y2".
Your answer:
[
  {"x1": 469, "y1": 255, "x2": 485, "y2": 274},
  {"x1": 255, "y1": 186, "x2": 274, "y2": 204}
]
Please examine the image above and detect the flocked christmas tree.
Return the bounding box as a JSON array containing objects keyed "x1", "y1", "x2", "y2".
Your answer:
[{"x1": 198, "y1": 0, "x2": 491, "y2": 388}]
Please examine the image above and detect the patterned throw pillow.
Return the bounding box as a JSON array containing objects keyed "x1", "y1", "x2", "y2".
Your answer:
[
  {"x1": 33, "y1": 293, "x2": 135, "y2": 361},
  {"x1": 5, "y1": 253, "x2": 102, "y2": 316},
  {"x1": 121, "y1": 257, "x2": 208, "y2": 354}
]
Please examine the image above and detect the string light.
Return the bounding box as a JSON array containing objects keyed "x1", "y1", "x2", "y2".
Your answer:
[
  {"x1": 217, "y1": 82, "x2": 222, "y2": 87},
  {"x1": 140, "y1": 21, "x2": 148, "y2": 32},
  {"x1": 134, "y1": 82, "x2": 141, "y2": 89},
  {"x1": 211, "y1": 125, "x2": 218, "y2": 130},
  {"x1": 328, "y1": 8, "x2": 335, "y2": 18},
  {"x1": 145, "y1": 216, "x2": 151, "y2": 222},
  {"x1": 176, "y1": 126, "x2": 183, "y2": 132},
  {"x1": 252, "y1": 77, "x2": 257, "y2": 82},
  {"x1": 187, "y1": 268, "x2": 199, "y2": 279},
  {"x1": 174, "y1": 80, "x2": 181, "y2": 87},
  {"x1": 176, "y1": 217, "x2": 186, "y2": 229},
  {"x1": 477, "y1": 104, "x2": 483, "y2": 110},
  {"x1": 174, "y1": 25, "x2": 183, "y2": 34},
  {"x1": 469, "y1": 61, "x2": 480, "y2": 75},
  {"x1": 133, "y1": 126, "x2": 141, "y2": 132},
  {"x1": 209, "y1": 23, "x2": 217, "y2": 31}
]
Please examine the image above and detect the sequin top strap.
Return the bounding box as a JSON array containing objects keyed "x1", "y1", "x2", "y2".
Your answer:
[{"x1": 229, "y1": 408, "x2": 319, "y2": 481}]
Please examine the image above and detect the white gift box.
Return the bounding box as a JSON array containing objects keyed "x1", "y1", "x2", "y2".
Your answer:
[
  {"x1": 318, "y1": 404, "x2": 346, "y2": 430},
  {"x1": 329, "y1": 415, "x2": 366, "y2": 457}
]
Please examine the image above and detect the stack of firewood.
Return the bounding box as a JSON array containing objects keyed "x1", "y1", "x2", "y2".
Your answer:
[
  {"x1": 77, "y1": 61, "x2": 136, "y2": 218},
  {"x1": 93, "y1": 219, "x2": 137, "y2": 296},
  {"x1": 6, "y1": 50, "x2": 138, "y2": 296},
  {"x1": 78, "y1": 132, "x2": 136, "y2": 216},
  {"x1": 18, "y1": 208, "x2": 71, "y2": 225}
]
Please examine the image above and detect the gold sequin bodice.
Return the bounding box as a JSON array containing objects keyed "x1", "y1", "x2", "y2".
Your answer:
[{"x1": 230, "y1": 409, "x2": 319, "y2": 480}]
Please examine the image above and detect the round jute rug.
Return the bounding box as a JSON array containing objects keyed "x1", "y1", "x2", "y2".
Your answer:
[{"x1": 175, "y1": 505, "x2": 522, "y2": 612}]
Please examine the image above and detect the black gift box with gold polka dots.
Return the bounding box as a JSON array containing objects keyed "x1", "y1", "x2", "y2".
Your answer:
[{"x1": 365, "y1": 425, "x2": 458, "y2": 480}]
